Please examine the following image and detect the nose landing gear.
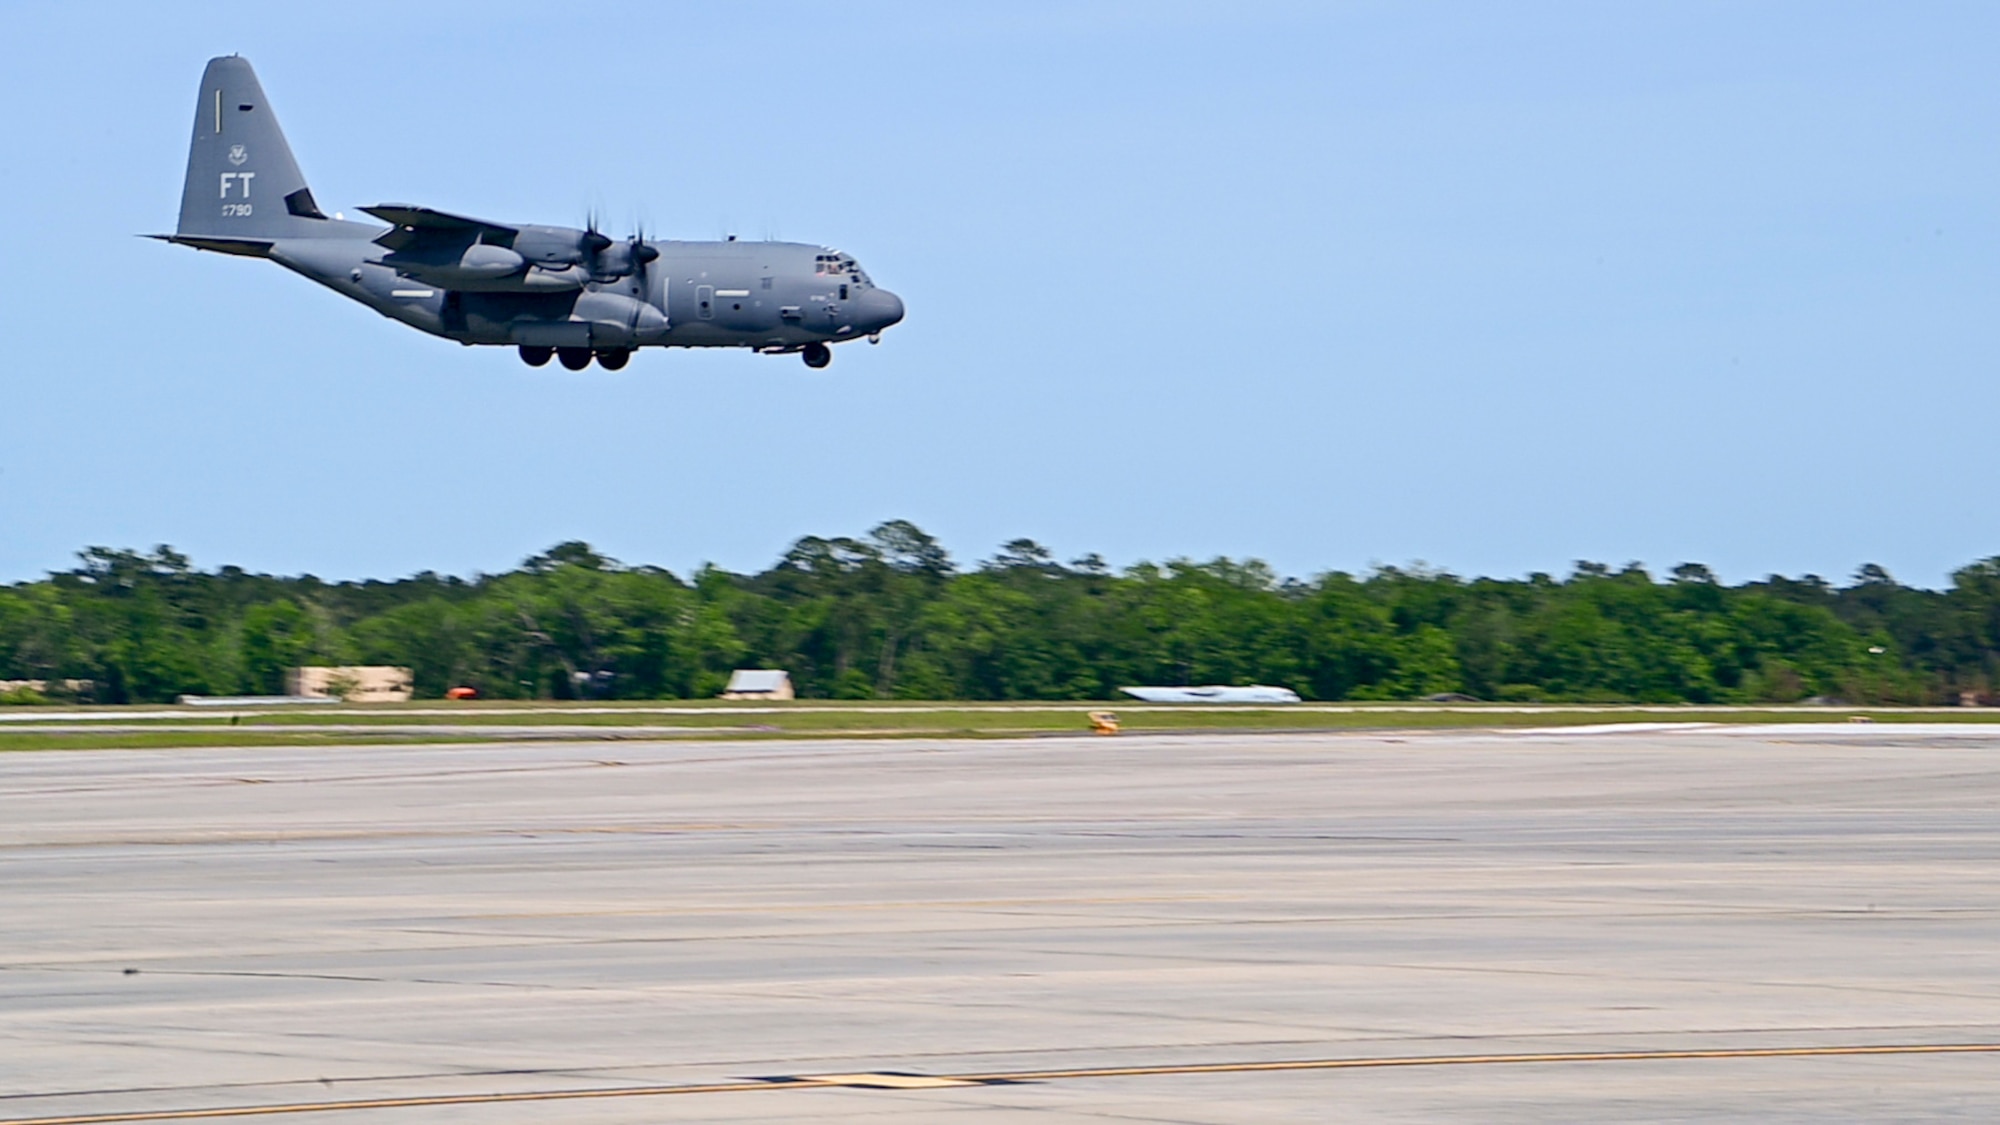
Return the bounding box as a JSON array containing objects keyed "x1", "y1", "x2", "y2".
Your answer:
[
  {"x1": 802, "y1": 342, "x2": 832, "y2": 369},
  {"x1": 518, "y1": 345, "x2": 553, "y2": 367}
]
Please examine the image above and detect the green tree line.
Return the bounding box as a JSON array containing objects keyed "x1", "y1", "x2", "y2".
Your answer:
[{"x1": 4, "y1": 521, "x2": 1998, "y2": 704}]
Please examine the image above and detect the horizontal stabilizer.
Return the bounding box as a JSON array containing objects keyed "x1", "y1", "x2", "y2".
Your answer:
[{"x1": 147, "y1": 234, "x2": 274, "y2": 257}]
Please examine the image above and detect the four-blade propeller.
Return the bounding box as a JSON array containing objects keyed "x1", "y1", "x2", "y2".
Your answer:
[{"x1": 576, "y1": 212, "x2": 656, "y2": 282}]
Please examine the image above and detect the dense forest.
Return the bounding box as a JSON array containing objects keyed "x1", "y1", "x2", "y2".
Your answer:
[{"x1": 3, "y1": 521, "x2": 1999, "y2": 705}]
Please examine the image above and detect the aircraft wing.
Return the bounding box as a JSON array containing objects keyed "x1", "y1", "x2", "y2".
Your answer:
[{"x1": 360, "y1": 203, "x2": 518, "y2": 250}]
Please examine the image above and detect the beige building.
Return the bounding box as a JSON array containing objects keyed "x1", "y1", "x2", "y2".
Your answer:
[
  {"x1": 720, "y1": 669, "x2": 794, "y2": 701},
  {"x1": 0, "y1": 679, "x2": 92, "y2": 696},
  {"x1": 288, "y1": 666, "x2": 414, "y2": 703}
]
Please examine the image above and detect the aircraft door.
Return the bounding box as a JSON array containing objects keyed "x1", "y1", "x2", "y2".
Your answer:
[{"x1": 696, "y1": 284, "x2": 714, "y2": 320}]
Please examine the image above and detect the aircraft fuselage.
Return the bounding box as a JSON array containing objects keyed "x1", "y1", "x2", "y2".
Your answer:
[
  {"x1": 159, "y1": 56, "x2": 902, "y2": 371},
  {"x1": 264, "y1": 234, "x2": 904, "y2": 353}
]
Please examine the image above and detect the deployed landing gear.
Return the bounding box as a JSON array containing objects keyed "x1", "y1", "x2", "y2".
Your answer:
[
  {"x1": 802, "y1": 342, "x2": 832, "y2": 369},
  {"x1": 557, "y1": 346, "x2": 593, "y2": 371},
  {"x1": 594, "y1": 348, "x2": 630, "y2": 371},
  {"x1": 518, "y1": 345, "x2": 553, "y2": 367}
]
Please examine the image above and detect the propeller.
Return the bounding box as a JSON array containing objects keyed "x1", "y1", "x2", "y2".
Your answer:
[
  {"x1": 579, "y1": 210, "x2": 613, "y2": 273},
  {"x1": 576, "y1": 209, "x2": 658, "y2": 283},
  {"x1": 629, "y1": 220, "x2": 658, "y2": 283}
]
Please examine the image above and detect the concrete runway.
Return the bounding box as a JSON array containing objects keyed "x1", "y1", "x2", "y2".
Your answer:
[{"x1": 3, "y1": 725, "x2": 1999, "y2": 1122}]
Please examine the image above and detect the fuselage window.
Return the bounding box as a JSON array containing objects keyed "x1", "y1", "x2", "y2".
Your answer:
[{"x1": 839, "y1": 284, "x2": 849, "y2": 300}]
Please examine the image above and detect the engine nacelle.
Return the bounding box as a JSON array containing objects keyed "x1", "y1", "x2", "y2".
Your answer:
[
  {"x1": 382, "y1": 242, "x2": 523, "y2": 286},
  {"x1": 444, "y1": 243, "x2": 525, "y2": 280},
  {"x1": 380, "y1": 242, "x2": 592, "y2": 292}
]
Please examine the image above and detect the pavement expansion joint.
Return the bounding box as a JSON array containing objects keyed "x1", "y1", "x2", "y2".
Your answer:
[
  {"x1": 6, "y1": 1043, "x2": 2000, "y2": 1124},
  {"x1": 763, "y1": 1072, "x2": 1006, "y2": 1089}
]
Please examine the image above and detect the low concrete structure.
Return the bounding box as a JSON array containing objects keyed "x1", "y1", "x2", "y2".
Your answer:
[
  {"x1": 1120, "y1": 684, "x2": 1301, "y2": 703},
  {"x1": 178, "y1": 695, "x2": 341, "y2": 707},
  {"x1": 721, "y1": 669, "x2": 794, "y2": 700},
  {"x1": 287, "y1": 665, "x2": 413, "y2": 703}
]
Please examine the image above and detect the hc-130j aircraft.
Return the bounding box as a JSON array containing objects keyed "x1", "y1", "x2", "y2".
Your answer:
[{"x1": 154, "y1": 56, "x2": 903, "y2": 370}]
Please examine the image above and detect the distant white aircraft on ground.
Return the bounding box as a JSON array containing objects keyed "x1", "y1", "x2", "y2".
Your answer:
[{"x1": 1119, "y1": 686, "x2": 1302, "y2": 704}]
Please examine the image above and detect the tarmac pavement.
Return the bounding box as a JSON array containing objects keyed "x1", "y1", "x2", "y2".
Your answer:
[{"x1": 3, "y1": 725, "x2": 1998, "y2": 1122}]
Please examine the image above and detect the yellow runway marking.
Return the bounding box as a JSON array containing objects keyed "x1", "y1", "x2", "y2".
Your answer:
[
  {"x1": 8, "y1": 1042, "x2": 1999, "y2": 1124},
  {"x1": 957, "y1": 1041, "x2": 2000, "y2": 1082}
]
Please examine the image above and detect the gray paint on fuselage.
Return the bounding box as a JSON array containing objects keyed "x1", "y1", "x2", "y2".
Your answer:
[
  {"x1": 267, "y1": 237, "x2": 894, "y2": 350},
  {"x1": 660, "y1": 241, "x2": 887, "y2": 349},
  {"x1": 158, "y1": 56, "x2": 902, "y2": 360}
]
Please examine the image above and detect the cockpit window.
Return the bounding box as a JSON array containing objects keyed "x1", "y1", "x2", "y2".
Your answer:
[{"x1": 817, "y1": 251, "x2": 871, "y2": 287}]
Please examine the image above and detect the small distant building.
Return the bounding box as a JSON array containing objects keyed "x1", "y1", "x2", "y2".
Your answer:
[
  {"x1": 288, "y1": 666, "x2": 413, "y2": 703},
  {"x1": 721, "y1": 669, "x2": 794, "y2": 701},
  {"x1": 0, "y1": 679, "x2": 93, "y2": 697}
]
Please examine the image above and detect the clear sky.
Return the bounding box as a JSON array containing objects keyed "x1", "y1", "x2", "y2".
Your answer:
[{"x1": 1, "y1": 1, "x2": 1995, "y2": 587}]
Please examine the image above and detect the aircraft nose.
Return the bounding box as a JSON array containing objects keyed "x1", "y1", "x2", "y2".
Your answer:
[{"x1": 857, "y1": 288, "x2": 904, "y2": 332}]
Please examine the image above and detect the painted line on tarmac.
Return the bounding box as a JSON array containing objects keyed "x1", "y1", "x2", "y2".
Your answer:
[
  {"x1": 0, "y1": 1080, "x2": 810, "y2": 1125},
  {"x1": 8, "y1": 1042, "x2": 2000, "y2": 1123},
  {"x1": 954, "y1": 1041, "x2": 2000, "y2": 1081}
]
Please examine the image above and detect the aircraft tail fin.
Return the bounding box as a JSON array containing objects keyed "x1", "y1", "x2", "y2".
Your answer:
[{"x1": 175, "y1": 56, "x2": 338, "y2": 241}]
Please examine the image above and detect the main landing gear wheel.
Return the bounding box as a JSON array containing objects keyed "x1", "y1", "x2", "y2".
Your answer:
[
  {"x1": 557, "y1": 346, "x2": 593, "y2": 371},
  {"x1": 802, "y1": 342, "x2": 832, "y2": 369},
  {"x1": 518, "y1": 345, "x2": 553, "y2": 367},
  {"x1": 594, "y1": 348, "x2": 630, "y2": 371}
]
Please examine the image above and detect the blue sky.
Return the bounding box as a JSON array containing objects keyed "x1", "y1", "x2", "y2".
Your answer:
[{"x1": 2, "y1": 1, "x2": 1995, "y2": 586}]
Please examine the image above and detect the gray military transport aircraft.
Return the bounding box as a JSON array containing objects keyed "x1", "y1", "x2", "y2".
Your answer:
[{"x1": 155, "y1": 56, "x2": 903, "y2": 370}]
